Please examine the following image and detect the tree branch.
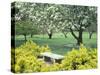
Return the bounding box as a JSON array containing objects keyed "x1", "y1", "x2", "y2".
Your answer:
[
  {"x1": 70, "y1": 28, "x2": 78, "y2": 40},
  {"x1": 74, "y1": 25, "x2": 79, "y2": 31}
]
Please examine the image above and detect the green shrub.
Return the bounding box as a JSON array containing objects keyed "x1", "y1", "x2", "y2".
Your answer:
[
  {"x1": 18, "y1": 40, "x2": 51, "y2": 57},
  {"x1": 11, "y1": 41, "x2": 97, "y2": 73},
  {"x1": 11, "y1": 40, "x2": 50, "y2": 73},
  {"x1": 61, "y1": 44, "x2": 97, "y2": 70}
]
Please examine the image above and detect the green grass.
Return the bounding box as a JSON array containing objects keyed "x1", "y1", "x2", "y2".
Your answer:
[{"x1": 15, "y1": 32, "x2": 97, "y2": 55}]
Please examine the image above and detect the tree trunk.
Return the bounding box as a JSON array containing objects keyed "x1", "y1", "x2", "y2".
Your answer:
[
  {"x1": 64, "y1": 32, "x2": 68, "y2": 38},
  {"x1": 89, "y1": 32, "x2": 93, "y2": 39},
  {"x1": 64, "y1": 34, "x2": 67, "y2": 38},
  {"x1": 70, "y1": 28, "x2": 83, "y2": 45},
  {"x1": 62, "y1": 32, "x2": 67, "y2": 38},
  {"x1": 24, "y1": 34, "x2": 27, "y2": 41},
  {"x1": 48, "y1": 33, "x2": 52, "y2": 39},
  {"x1": 77, "y1": 31, "x2": 83, "y2": 45},
  {"x1": 31, "y1": 34, "x2": 33, "y2": 38},
  {"x1": 47, "y1": 29, "x2": 53, "y2": 39}
]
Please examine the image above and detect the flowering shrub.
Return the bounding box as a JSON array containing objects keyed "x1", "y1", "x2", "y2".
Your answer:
[
  {"x1": 11, "y1": 40, "x2": 50, "y2": 73},
  {"x1": 61, "y1": 45, "x2": 97, "y2": 70},
  {"x1": 11, "y1": 41, "x2": 97, "y2": 73}
]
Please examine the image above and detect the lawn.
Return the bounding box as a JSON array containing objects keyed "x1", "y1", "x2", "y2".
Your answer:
[{"x1": 15, "y1": 32, "x2": 97, "y2": 55}]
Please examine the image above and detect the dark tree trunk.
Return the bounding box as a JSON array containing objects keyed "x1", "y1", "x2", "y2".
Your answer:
[
  {"x1": 62, "y1": 32, "x2": 68, "y2": 38},
  {"x1": 31, "y1": 34, "x2": 33, "y2": 38},
  {"x1": 64, "y1": 34, "x2": 67, "y2": 38},
  {"x1": 89, "y1": 32, "x2": 93, "y2": 39},
  {"x1": 77, "y1": 31, "x2": 83, "y2": 45},
  {"x1": 24, "y1": 34, "x2": 27, "y2": 41},
  {"x1": 70, "y1": 28, "x2": 83, "y2": 45},
  {"x1": 70, "y1": 28, "x2": 78, "y2": 44},
  {"x1": 47, "y1": 29, "x2": 53, "y2": 39},
  {"x1": 48, "y1": 33, "x2": 52, "y2": 39}
]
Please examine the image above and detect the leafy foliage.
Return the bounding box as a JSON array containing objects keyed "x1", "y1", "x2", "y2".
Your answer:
[
  {"x1": 40, "y1": 63, "x2": 61, "y2": 72},
  {"x1": 11, "y1": 40, "x2": 50, "y2": 73},
  {"x1": 11, "y1": 41, "x2": 97, "y2": 73},
  {"x1": 17, "y1": 40, "x2": 51, "y2": 56},
  {"x1": 61, "y1": 44, "x2": 97, "y2": 70},
  {"x1": 12, "y1": 2, "x2": 97, "y2": 43}
]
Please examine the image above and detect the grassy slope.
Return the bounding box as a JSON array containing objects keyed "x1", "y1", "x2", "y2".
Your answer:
[{"x1": 15, "y1": 32, "x2": 97, "y2": 55}]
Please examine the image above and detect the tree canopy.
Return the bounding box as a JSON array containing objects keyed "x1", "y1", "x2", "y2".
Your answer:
[{"x1": 12, "y1": 2, "x2": 97, "y2": 44}]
